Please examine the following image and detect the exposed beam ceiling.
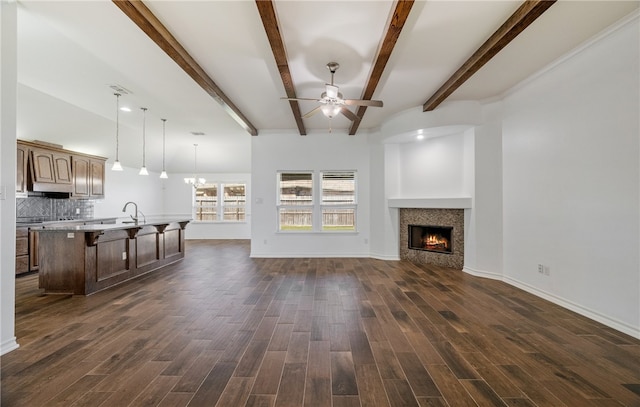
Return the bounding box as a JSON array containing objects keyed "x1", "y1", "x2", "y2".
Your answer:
[
  {"x1": 349, "y1": 0, "x2": 415, "y2": 135},
  {"x1": 423, "y1": 0, "x2": 557, "y2": 112},
  {"x1": 255, "y1": 0, "x2": 306, "y2": 135},
  {"x1": 16, "y1": 0, "x2": 635, "y2": 168},
  {"x1": 112, "y1": 0, "x2": 259, "y2": 136}
]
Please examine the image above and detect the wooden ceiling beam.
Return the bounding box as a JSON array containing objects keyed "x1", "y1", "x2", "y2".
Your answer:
[
  {"x1": 112, "y1": 0, "x2": 259, "y2": 136},
  {"x1": 349, "y1": 0, "x2": 415, "y2": 135},
  {"x1": 423, "y1": 0, "x2": 556, "y2": 112},
  {"x1": 255, "y1": 0, "x2": 306, "y2": 136}
]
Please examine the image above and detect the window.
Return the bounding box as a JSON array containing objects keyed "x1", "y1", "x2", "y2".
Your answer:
[
  {"x1": 194, "y1": 183, "x2": 246, "y2": 222},
  {"x1": 321, "y1": 171, "x2": 356, "y2": 231},
  {"x1": 278, "y1": 172, "x2": 313, "y2": 231},
  {"x1": 223, "y1": 184, "x2": 246, "y2": 221},
  {"x1": 195, "y1": 185, "x2": 217, "y2": 221},
  {"x1": 277, "y1": 171, "x2": 356, "y2": 232}
]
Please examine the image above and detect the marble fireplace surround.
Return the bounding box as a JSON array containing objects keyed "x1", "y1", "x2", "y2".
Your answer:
[{"x1": 389, "y1": 198, "x2": 471, "y2": 270}]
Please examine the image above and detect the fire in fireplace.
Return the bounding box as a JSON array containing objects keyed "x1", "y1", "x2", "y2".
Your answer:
[{"x1": 408, "y1": 225, "x2": 453, "y2": 254}]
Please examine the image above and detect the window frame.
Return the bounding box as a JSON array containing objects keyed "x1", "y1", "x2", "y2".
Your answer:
[
  {"x1": 277, "y1": 171, "x2": 314, "y2": 232},
  {"x1": 320, "y1": 171, "x2": 357, "y2": 232},
  {"x1": 193, "y1": 184, "x2": 218, "y2": 222},
  {"x1": 192, "y1": 182, "x2": 247, "y2": 223},
  {"x1": 222, "y1": 183, "x2": 247, "y2": 222},
  {"x1": 276, "y1": 170, "x2": 357, "y2": 233}
]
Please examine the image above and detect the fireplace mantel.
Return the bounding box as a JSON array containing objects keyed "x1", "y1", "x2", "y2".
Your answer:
[{"x1": 387, "y1": 198, "x2": 472, "y2": 209}]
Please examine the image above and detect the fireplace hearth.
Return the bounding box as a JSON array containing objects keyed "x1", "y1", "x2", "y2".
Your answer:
[{"x1": 409, "y1": 225, "x2": 453, "y2": 254}]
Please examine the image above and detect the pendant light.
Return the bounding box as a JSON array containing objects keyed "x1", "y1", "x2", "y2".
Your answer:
[
  {"x1": 111, "y1": 93, "x2": 123, "y2": 171},
  {"x1": 159, "y1": 118, "x2": 168, "y2": 179},
  {"x1": 139, "y1": 107, "x2": 149, "y2": 175},
  {"x1": 184, "y1": 144, "x2": 206, "y2": 187}
]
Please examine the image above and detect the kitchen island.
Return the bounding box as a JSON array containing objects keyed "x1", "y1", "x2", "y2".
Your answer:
[{"x1": 37, "y1": 217, "x2": 190, "y2": 295}]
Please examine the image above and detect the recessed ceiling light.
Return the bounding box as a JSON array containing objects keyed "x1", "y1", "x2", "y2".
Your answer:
[
  {"x1": 191, "y1": 131, "x2": 206, "y2": 136},
  {"x1": 120, "y1": 107, "x2": 131, "y2": 112},
  {"x1": 416, "y1": 134, "x2": 424, "y2": 140}
]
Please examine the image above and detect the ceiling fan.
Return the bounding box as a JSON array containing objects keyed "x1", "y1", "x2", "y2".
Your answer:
[{"x1": 282, "y1": 62, "x2": 383, "y2": 121}]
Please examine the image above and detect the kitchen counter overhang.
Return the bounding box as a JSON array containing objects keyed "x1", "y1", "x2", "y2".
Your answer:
[{"x1": 37, "y1": 217, "x2": 191, "y2": 295}]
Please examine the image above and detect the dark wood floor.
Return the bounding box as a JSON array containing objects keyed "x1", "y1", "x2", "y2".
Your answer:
[{"x1": 2, "y1": 240, "x2": 639, "y2": 406}]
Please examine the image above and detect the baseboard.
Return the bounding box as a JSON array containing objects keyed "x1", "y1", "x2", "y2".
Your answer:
[
  {"x1": 1, "y1": 337, "x2": 19, "y2": 356},
  {"x1": 250, "y1": 251, "x2": 370, "y2": 258},
  {"x1": 462, "y1": 266, "x2": 503, "y2": 281},
  {"x1": 370, "y1": 253, "x2": 401, "y2": 261},
  {"x1": 504, "y1": 276, "x2": 640, "y2": 340}
]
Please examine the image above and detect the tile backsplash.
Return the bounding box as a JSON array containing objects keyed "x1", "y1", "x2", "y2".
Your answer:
[{"x1": 16, "y1": 197, "x2": 94, "y2": 221}]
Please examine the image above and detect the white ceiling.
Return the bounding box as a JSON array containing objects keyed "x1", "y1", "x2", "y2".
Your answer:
[{"x1": 15, "y1": 0, "x2": 638, "y2": 174}]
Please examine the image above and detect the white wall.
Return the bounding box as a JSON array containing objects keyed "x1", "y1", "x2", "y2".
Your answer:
[
  {"x1": 368, "y1": 141, "x2": 399, "y2": 260},
  {"x1": 501, "y1": 16, "x2": 639, "y2": 336},
  {"x1": 1, "y1": 1, "x2": 19, "y2": 355},
  {"x1": 93, "y1": 165, "x2": 165, "y2": 220},
  {"x1": 464, "y1": 104, "x2": 503, "y2": 278},
  {"x1": 251, "y1": 131, "x2": 370, "y2": 257},
  {"x1": 397, "y1": 132, "x2": 472, "y2": 198},
  {"x1": 162, "y1": 172, "x2": 251, "y2": 239}
]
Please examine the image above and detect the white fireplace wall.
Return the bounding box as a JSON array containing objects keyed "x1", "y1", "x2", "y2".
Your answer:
[
  {"x1": 463, "y1": 104, "x2": 504, "y2": 279},
  {"x1": 397, "y1": 131, "x2": 473, "y2": 198}
]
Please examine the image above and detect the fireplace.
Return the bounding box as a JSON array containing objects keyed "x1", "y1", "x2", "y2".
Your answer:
[
  {"x1": 399, "y1": 208, "x2": 464, "y2": 269},
  {"x1": 409, "y1": 225, "x2": 453, "y2": 254}
]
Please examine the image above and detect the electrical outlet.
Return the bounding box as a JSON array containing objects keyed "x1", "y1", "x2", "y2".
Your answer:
[
  {"x1": 122, "y1": 252, "x2": 127, "y2": 260},
  {"x1": 544, "y1": 266, "x2": 550, "y2": 276},
  {"x1": 538, "y1": 264, "x2": 544, "y2": 274},
  {"x1": 263, "y1": 239, "x2": 268, "y2": 244}
]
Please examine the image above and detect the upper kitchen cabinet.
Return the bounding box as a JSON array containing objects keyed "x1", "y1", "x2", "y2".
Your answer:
[
  {"x1": 30, "y1": 147, "x2": 73, "y2": 193},
  {"x1": 72, "y1": 155, "x2": 105, "y2": 198},
  {"x1": 18, "y1": 140, "x2": 107, "y2": 198},
  {"x1": 16, "y1": 143, "x2": 29, "y2": 198}
]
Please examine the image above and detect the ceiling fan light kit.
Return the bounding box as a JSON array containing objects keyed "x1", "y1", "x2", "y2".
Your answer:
[{"x1": 282, "y1": 62, "x2": 383, "y2": 123}]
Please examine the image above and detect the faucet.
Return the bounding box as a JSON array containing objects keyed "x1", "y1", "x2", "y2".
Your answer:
[{"x1": 122, "y1": 201, "x2": 138, "y2": 223}]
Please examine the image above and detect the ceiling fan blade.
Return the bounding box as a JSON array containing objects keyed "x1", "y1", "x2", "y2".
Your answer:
[
  {"x1": 281, "y1": 97, "x2": 322, "y2": 102},
  {"x1": 325, "y1": 84, "x2": 339, "y2": 99},
  {"x1": 344, "y1": 99, "x2": 383, "y2": 107},
  {"x1": 340, "y1": 107, "x2": 358, "y2": 122},
  {"x1": 302, "y1": 106, "x2": 322, "y2": 119}
]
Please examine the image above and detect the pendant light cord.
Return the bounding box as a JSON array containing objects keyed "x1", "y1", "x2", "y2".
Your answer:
[
  {"x1": 162, "y1": 119, "x2": 166, "y2": 172},
  {"x1": 141, "y1": 107, "x2": 147, "y2": 167},
  {"x1": 194, "y1": 143, "x2": 198, "y2": 175},
  {"x1": 114, "y1": 93, "x2": 120, "y2": 161}
]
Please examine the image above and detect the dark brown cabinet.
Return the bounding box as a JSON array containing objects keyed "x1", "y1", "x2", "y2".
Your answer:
[
  {"x1": 25, "y1": 218, "x2": 116, "y2": 274},
  {"x1": 89, "y1": 158, "x2": 105, "y2": 197},
  {"x1": 72, "y1": 155, "x2": 90, "y2": 197},
  {"x1": 16, "y1": 143, "x2": 28, "y2": 198},
  {"x1": 72, "y1": 155, "x2": 106, "y2": 199},
  {"x1": 38, "y1": 220, "x2": 189, "y2": 295},
  {"x1": 29, "y1": 147, "x2": 74, "y2": 193},
  {"x1": 16, "y1": 228, "x2": 29, "y2": 275},
  {"x1": 29, "y1": 230, "x2": 39, "y2": 272},
  {"x1": 18, "y1": 140, "x2": 106, "y2": 198}
]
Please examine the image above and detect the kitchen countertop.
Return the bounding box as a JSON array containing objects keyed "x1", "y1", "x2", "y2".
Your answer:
[
  {"x1": 15, "y1": 217, "x2": 118, "y2": 228},
  {"x1": 34, "y1": 216, "x2": 191, "y2": 233}
]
